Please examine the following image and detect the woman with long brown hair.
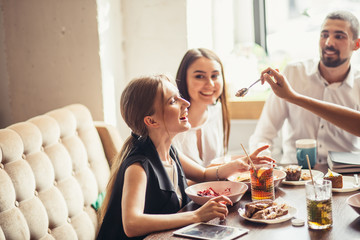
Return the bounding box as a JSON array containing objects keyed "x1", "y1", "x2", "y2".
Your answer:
[
  {"x1": 97, "y1": 74, "x2": 273, "y2": 239},
  {"x1": 173, "y1": 48, "x2": 231, "y2": 167}
]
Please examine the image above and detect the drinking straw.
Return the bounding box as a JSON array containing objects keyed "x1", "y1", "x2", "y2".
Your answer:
[
  {"x1": 306, "y1": 155, "x2": 315, "y2": 186},
  {"x1": 306, "y1": 154, "x2": 317, "y2": 198},
  {"x1": 241, "y1": 144, "x2": 256, "y2": 170}
]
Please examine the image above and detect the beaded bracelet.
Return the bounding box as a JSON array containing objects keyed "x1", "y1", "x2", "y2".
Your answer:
[{"x1": 216, "y1": 166, "x2": 221, "y2": 181}]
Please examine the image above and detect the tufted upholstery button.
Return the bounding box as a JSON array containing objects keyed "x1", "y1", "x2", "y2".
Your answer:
[
  {"x1": 75, "y1": 131, "x2": 79, "y2": 136},
  {"x1": 83, "y1": 206, "x2": 87, "y2": 211},
  {"x1": 0, "y1": 104, "x2": 117, "y2": 238},
  {"x1": 88, "y1": 162, "x2": 91, "y2": 168}
]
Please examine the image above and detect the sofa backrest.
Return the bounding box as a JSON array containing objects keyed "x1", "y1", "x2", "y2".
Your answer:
[{"x1": 0, "y1": 104, "x2": 112, "y2": 240}]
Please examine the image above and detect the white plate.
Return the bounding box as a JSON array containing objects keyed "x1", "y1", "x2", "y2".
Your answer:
[
  {"x1": 238, "y1": 206, "x2": 297, "y2": 224},
  {"x1": 332, "y1": 176, "x2": 360, "y2": 193},
  {"x1": 282, "y1": 170, "x2": 324, "y2": 185}
]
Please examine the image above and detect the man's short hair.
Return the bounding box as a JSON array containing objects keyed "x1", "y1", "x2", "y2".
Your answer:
[{"x1": 325, "y1": 10, "x2": 359, "y2": 40}]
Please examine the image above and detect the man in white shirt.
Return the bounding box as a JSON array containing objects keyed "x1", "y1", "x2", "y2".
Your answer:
[{"x1": 249, "y1": 10, "x2": 360, "y2": 165}]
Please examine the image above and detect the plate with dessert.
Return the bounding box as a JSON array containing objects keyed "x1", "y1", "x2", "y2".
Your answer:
[
  {"x1": 238, "y1": 199, "x2": 297, "y2": 224},
  {"x1": 282, "y1": 165, "x2": 324, "y2": 185},
  {"x1": 324, "y1": 169, "x2": 360, "y2": 192}
]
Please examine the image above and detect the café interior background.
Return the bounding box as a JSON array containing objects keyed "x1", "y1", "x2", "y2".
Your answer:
[{"x1": 1, "y1": 0, "x2": 360, "y2": 156}]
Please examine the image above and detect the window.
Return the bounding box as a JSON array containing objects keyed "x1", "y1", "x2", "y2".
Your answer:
[{"x1": 266, "y1": 0, "x2": 360, "y2": 68}]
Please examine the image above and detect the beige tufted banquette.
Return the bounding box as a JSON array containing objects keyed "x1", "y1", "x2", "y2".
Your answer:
[{"x1": 0, "y1": 104, "x2": 122, "y2": 240}]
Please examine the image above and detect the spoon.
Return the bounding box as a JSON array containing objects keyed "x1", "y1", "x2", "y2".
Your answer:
[
  {"x1": 235, "y1": 79, "x2": 261, "y2": 97},
  {"x1": 306, "y1": 155, "x2": 317, "y2": 199},
  {"x1": 240, "y1": 144, "x2": 256, "y2": 170},
  {"x1": 235, "y1": 70, "x2": 274, "y2": 97}
]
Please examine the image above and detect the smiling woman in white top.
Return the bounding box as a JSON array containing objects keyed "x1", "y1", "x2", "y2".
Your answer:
[{"x1": 172, "y1": 48, "x2": 231, "y2": 167}]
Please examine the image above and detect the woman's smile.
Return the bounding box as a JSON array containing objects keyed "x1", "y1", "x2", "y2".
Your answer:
[{"x1": 186, "y1": 57, "x2": 223, "y2": 105}]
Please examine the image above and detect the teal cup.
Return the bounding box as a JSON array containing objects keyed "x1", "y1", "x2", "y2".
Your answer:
[{"x1": 296, "y1": 139, "x2": 317, "y2": 169}]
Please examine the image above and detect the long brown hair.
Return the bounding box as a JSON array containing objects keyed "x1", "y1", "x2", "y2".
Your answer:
[
  {"x1": 99, "y1": 74, "x2": 170, "y2": 224},
  {"x1": 176, "y1": 48, "x2": 230, "y2": 153}
]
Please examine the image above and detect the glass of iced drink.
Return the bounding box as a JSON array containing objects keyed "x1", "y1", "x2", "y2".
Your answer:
[
  {"x1": 250, "y1": 163, "x2": 275, "y2": 201},
  {"x1": 305, "y1": 179, "x2": 333, "y2": 229}
]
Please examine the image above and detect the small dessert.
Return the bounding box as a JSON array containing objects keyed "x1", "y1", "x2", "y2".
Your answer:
[
  {"x1": 301, "y1": 172, "x2": 311, "y2": 180},
  {"x1": 244, "y1": 200, "x2": 288, "y2": 220},
  {"x1": 245, "y1": 200, "x2": 273, "y2": 218},
  {"x1": 324, "y1": 169, "x2": 343, "y2": 188},
  {"x1": 285, "y1": 165, "x2": 302, "y2": 181}
]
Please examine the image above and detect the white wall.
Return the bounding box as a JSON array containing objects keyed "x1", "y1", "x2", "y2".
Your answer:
[
  {"x1": 97, "y1": 0, "x2": 126, "y2": 136},
  {"x1": 115, "y1": 0, "x2": 189, "y2": 139},
  {"x1": 122, "y1": 0, "x2": 188, "y2": 80},
  {"x1": 98, "y1": 0, "x2": 267, "y2": 146},
  {"x1": 0, "y1": 0, "x2": 104, "y2": 127},
  {"x1": 229, "y1": 119, "x2": 283, "y2": 160},
  {"x1": 0, "y1": 0, "x2": 268, "y2": 150},
  {"x1": 0, "y1": 1, "x2": 11, "y2": 128},
  {"x1": 0, "y1": 0, "x2": 205, "y2": 140},
  {"x1": 228, "y1": 119, "x2": 258, "y2": 154}
]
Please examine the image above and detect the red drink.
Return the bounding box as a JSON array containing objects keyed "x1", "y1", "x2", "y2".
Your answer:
[{"x1": 250, "y1": 164, "x2": 274, "y2": 201}]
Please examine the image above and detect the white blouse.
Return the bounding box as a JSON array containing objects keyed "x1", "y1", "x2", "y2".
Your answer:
[
  {"x1": 162, "y1": 159, "x2": 182, "y2": 205},
  {"x1": 172, "y1": 102, "x2": 224, "y2": 167}
]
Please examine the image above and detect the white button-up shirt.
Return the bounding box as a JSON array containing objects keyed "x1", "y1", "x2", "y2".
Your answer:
[{"x1": 249, "y1": 58, "x2": 360, "y2": 164}]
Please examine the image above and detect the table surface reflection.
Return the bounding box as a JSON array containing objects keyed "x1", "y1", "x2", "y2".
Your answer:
[{"x1": 145, "y1": 164, "x2": 360, "y2": 240}]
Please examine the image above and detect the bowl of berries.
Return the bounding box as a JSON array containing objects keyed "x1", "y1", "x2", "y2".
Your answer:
[{"x1": 185, "y1": 181, "x2": 248, "y2": 205}]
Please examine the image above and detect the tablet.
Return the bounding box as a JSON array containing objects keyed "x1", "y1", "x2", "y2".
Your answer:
[{"x1": 173, "y1": 222, "x2": 249, "y2": 240}]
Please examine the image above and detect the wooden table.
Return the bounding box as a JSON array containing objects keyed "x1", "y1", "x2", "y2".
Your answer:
[{"x1": 145, "y1": 165, "x2": 360, "y2": 240}]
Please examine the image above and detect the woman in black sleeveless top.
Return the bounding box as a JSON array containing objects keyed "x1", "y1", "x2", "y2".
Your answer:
[{"x1": 97, "y1": 74, "x2": 273, "y2": 239}]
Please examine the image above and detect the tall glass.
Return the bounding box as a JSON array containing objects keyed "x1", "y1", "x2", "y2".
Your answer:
[
  {"x1": 305, "y1": 179, "x2": 333, "y2": 229},
  {"x1": 250, "y1": 163, "x2": 274, "y2": 201}
]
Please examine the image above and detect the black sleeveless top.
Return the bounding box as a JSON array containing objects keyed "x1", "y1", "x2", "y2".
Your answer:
[{"x1": 97, "y1": 137, "x2": 190, "y2": 240}]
